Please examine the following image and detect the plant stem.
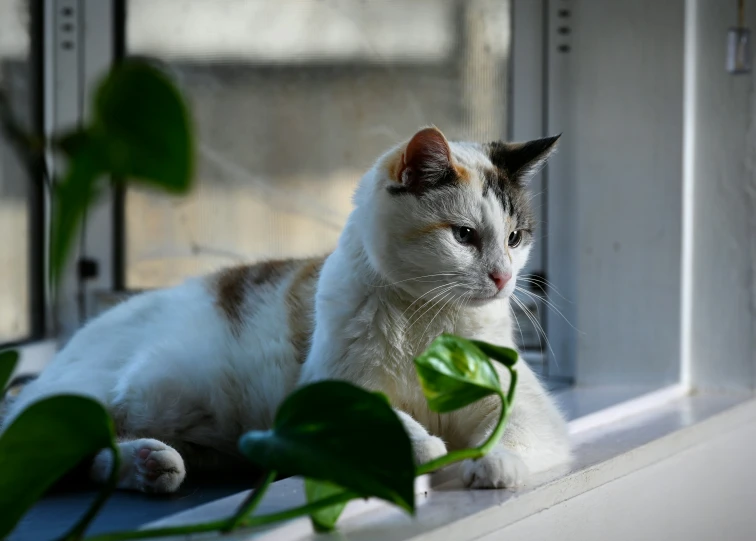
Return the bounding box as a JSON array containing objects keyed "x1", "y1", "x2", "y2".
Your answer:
[
  {"x1": 83, "y1": 490, "x2": 359, "y2": 541},
  {"x1": 504, "y1": 367, "x2": 518, "y2": 416},
  {"x1": 416, "y1": 368, "x2": 518, "y2": 476},
  {"x1": 238, "y1": 490, "x2": 358, "y2": 528},
  {"x1": 62, "y1": 444, "x2": 121, "y2": 540},
  {"x1": 83, "y1": 519, "x2": 229, "y2": 541},
  {"x1": 222, "y1": 470, "x2": 276, "y2": 531}
]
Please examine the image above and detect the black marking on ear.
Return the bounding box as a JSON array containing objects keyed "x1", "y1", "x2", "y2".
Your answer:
[
  {"x1": 488, "y1": 134, "x2": 561, "y2": 185},
  {"x1": 482, "y1": 168, "x2": 536, "y2": 234}
]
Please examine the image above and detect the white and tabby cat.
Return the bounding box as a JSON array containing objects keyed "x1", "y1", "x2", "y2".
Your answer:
[{"x1": 2, "y1": 127, "x2": 571, "y2": 493}]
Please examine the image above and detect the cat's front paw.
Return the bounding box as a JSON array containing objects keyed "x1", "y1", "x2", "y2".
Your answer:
[
  {"x1": 412, "y1": 435, "x2": 447, "y2": 466},
  {"x1": 462, "y1": 448, "x2": 528, "y2": 489},
  {"x1": 92, "y1": 438, "x2": 186, "y2": 494},
  {"x1": 131, "y1": 441, "x2": 185, "y2": 493}
]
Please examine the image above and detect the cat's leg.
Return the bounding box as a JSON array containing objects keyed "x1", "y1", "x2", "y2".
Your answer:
[
  {"x1": 90, "y1": 438, "x2": 186, "y2": 494},
  {"x1": 394, "y1": 409, "x2": 448, "y2": 466},
  {"x1": 451, "y1": 364, "x2": 571, "y2": 489}
]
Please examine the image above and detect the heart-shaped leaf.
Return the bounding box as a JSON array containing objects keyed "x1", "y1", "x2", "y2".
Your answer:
[
  {"x1": 414, "y1": 334, "x2": 502, "y2": 413},
  {"x1": 51, "y1": 61, "x2": 194, "y2": 285},
  {"x1": 0, "y1": 349, "x2": 19, "y2": 390},
  {"x1": 239, "y1": 381, "x2": 415, "y2": 513},
  {"x1": 470, "y1": 340, "x2": 519, "y2": 367},
  {"x1": 0, "y1": 395, "x2": 116, "y2": 539},
  {"x1": 91, "y1": 61, "x2": 193, "y2": 192},
  {"x1": 305, "y1": 479, "x2": 348, "y2": 532},
  {"x1": 50, "y1": 134, "x2": 104, "y2": 284}
]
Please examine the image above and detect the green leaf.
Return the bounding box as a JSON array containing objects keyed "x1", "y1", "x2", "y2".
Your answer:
[
  {"x1": 0, "y1": 349, "x2": 19, "y2": 391},
  {"x1": 0, "y1": 395, "x2": 116, "y2": 539},
  {"x1": 305, "y1": 479, "x2": 349, "y2": 532},
  {"x1": 50, "y1": 60, "x2": 194, "y2": 285},
  {"x1": 91, "y1": 61, "x2": 194, "y2": 192},
  {"x1": 239, "y1": 381, "x2": 415, "y2": 513},
  {"x1": 469, "y1": 340, "x2": 519, "y2": 367},
  {"x1": 414, "y1": 334, "x2": 502, "y2": 413},
  {"x1": 50, "y1": 134, "x2": 104, "y2": 285}
]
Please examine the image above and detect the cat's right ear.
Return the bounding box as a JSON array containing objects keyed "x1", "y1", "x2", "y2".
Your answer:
[{"x1": 393, "y1": 127, "x2": 453, "y2": 193}]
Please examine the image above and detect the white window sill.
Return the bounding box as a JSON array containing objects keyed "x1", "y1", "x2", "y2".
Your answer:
[{"x1": 141, "y1": 388, "x2": 754, "y2": 540}]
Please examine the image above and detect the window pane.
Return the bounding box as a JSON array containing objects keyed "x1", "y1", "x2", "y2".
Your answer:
[
  {"x1": 0, "y1": 1, "x2": 31, "y2": 342},
  {"x1": 124, "y1": 0, "x2": 511, "y2": 288}
]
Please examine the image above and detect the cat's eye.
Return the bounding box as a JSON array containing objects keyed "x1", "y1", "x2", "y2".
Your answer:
[
  {"x1": 452, "y1": 225, "x2": 478, "y2": 245},
  {"x1": 508, "y1": 230, "x2": 523, "y2": 248}
]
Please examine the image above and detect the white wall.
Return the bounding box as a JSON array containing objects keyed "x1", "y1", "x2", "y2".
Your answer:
[
  {"x1": 685, "y1": 0, "x2": 756, "y2": 391},
  {"x1": 548, "y1": 0, "x2": 686, "y2": 385}
]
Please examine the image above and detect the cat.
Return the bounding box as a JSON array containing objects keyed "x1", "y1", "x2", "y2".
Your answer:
[{"x1": 1, "y1": 127, "x2": 571, "y2": 494}]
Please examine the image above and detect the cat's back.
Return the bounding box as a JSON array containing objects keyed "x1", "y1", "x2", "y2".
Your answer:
[{"x1": 5, "y1": 256, "x2": 325, "y2": 433}]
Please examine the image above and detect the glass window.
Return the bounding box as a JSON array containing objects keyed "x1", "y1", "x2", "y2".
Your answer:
[
  {"x1": 124, "y1": 0, "x2": 512, "y2": 288},
  {"x1": 0, "y1": 0, "x2": 34, "y2": 343}
]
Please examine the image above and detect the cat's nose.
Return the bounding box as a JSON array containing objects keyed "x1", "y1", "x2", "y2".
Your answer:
[{"x1": 489, "y1": 271, "x2": 511, "y2": 291}]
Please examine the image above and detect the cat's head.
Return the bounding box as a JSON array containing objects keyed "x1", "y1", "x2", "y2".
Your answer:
[{"x1": 355, "y1": 126, "x2": 559, "y2": 305}]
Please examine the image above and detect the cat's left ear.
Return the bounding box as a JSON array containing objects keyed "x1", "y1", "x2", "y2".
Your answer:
[{"x1": 488, "y1": 134, "x2": 561, "y2": 185}]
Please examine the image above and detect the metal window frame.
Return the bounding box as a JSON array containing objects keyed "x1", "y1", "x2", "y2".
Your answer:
[{"x1": 43, "y1": 0, "x2": 117, "y2": 343}]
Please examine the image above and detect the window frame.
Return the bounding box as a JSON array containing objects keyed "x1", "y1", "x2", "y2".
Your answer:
[{"x1": 10, "y1": 0, "x2": 756, "y2": 537}]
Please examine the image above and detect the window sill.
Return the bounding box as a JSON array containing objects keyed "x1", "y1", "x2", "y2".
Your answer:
[{"x1": 139, "y1": 389, "x2": 754, "y2": 540}]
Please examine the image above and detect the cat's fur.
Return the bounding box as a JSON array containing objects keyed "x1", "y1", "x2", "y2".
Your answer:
[{"x1": 1, "y1": 127, "x2": 571, "y2": 493}]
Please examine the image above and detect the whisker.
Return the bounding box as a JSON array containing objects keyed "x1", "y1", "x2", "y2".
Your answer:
[
  {"x1": 407, "y1": 289, "x2": 455, "y2": 334},
  {"x1": 511, "y1": 294, "x2": 557, "y2": 365},
  {"x1": 445, "y1": 292, "x2": 464, "y2": 330},
  {"x1": 526, "y1": 190, "x2": 545, "y2": 203},
  {"x1": 518, "y1": 275, "x2": 572, "y2": 303},
  {"x1": 422, "y1": 290, "x2": 459, "y2": 340},
  {"x1": 405, "y1": 284, "x2": 458, "y2": 331},
  {"x1": 455, "y1": 293, "x2": 473, "y2": 333},
  {"x1": 515, "y1": 286, "x2": 583, "y2": 334},
  {"x1": 510, "y1": 300, "x2": 526, "y2": 349},
  {"x1": 451, "y1": 292, "x2": 470, "y2": 329},
  {"x1": 373, "y1": 272, "x2": 463, "y2": 288},
  {"x1": 399, "y1": 281, "x2": 458, "y2": 321}
]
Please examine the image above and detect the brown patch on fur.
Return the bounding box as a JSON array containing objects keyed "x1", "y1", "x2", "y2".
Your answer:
[
  {"x1": 453, "y1": 162, "x2": 471, "y2": 183},
  {"x1": 215, "y1": 260, "x2": 294, "y2": 336},
  {"x1": 285, "y1": 257, "x2": 325, "y2": 363},
  {"x1": 215, "y1": 266, "x2": 251, "y2": 333},
  {"x1": 404, "y1": 222, "x2": 451, "y2": 241},
  {"x1": 383, "y1": 148, "x2": 405, "y2": 183}
]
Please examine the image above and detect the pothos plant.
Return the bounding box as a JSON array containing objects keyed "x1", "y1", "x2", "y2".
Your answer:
[{"x1": 0, "y1": 61, "x2": 520, "y2": 540}]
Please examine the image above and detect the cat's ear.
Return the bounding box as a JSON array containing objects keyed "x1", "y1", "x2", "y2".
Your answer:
[
  {"x1": 489, "y1": 134, "x2": 561, "y2": 185},
  {"x1": 396, "y1": 127, "x2": 453, "y2": 191}
]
